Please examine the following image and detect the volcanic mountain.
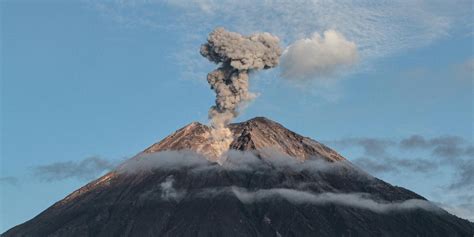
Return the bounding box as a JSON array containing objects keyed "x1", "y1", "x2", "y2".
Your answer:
[{"x1": 3, "y1": 117, "x2": 473, "y2": 237}]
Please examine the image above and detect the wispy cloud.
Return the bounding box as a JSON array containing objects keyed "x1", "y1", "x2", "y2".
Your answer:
[
  {"x1": 159, "y1": 175, "x2": 186, "y2": 201},
  {"x1": 87, "y1": 0, "x2": 472, "y2": 88},
  {"x1": 340, "y1": 135, "x2": 472, "y2": 176},
  {"x1": 196, "y1": 187, "x2": 441, "y2": 214},
  {"x1": 460, "y1": 58, "x2": 474, "y2": 73},
  {"x1": 325, "y1": 134, "x2": 474, "y2": 221},
  {"x1": 32, "y1": 156, "x2": 119, "y2": 181},
  {"x1": 352, "y1": 156, "x2": 438, "y2": 174},
  {"x1": 400, "y1": 135, "x2": 470, "y2": 159},
  {"x1": 0, "y1": 176, "x2": 19, "y2": 186},
  {"x1": 448, "y1": 159, "x2": 474, "y2": 190},
  {"x1": 89, "y1": 0, "x2": 470, "y2": 57},
  {"x1": 454, "y1": 57, "x2": 474, "y2": 81},
  {"x1": 238, "y1": 188, "x2": 440, "y2": 213},
  {"x1": 328, "y1": 137, "x2": 396, "y2": 157}
]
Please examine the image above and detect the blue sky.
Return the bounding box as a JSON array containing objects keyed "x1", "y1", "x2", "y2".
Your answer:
[{"x1": 1, "y1": 0, "x2": 473, "y2": 232}]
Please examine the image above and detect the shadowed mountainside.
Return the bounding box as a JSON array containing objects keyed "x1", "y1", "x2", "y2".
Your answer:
[{"x1": 3, "y1": 117, "x2": 473, "y2": 237}]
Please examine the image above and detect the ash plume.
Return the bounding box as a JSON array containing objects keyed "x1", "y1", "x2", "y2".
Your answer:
[{"x1": 200, "y1": 27, "x2": 282, "y2": 158}]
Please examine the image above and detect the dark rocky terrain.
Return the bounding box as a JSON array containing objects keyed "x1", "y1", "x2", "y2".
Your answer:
[{"x1": 3, "y1": 117, "x2": 473, "y2": 237}]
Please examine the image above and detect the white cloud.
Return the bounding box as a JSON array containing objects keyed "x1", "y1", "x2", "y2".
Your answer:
[
  {"x1": 280, "y1": 30, "x2": 358, "y2": 80},
  {"x1": 115, "y1": 149, "x2": 358, "y2": 175},
  {"x1": 114, "y1": 150, "x2": 448, "y2": 215},
  {"x1": 199, "y1": 187, "x2": 441, "y2": 214}
]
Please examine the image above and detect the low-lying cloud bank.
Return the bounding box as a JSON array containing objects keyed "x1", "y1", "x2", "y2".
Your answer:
[
  {"x1": 116, "y1": 150, "x2": 441, "y2": 214},
  {"x1": 26, "y1": 149, "x2": 446, "y2": 216},
  {"x1": 145, "y1": 181, "x2": 440, "y2": 214},
  {"x1": 230, "y1": 188, "x2": 440, "y2": 214},
  {"x1": 28, "y1": 149, "x2": 358, "y2": 182},
  {"x1": 115, "y1": 149, "x2": 356, "y2": 175}
]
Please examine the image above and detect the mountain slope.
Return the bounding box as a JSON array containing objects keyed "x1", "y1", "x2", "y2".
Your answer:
[
  {"x1": 3, "y1": 117, "x2": 473, "y2": 237},
  {"x1": 143, "y1": 117, "x2": 344, "y2": 162}
]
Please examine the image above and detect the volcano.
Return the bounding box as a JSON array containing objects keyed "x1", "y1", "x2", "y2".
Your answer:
[{"x1": 3, "y1": 117, "x2": 473, "y2": 237}]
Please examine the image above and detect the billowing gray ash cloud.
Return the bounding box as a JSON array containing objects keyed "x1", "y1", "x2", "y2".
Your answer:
[{"x1": 200, "y1": 27, "x2": 282, "y2": 158}]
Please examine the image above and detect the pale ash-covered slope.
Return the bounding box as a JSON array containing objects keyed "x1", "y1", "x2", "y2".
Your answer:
[
  {"x1": 144, "y1": 117, "x2": 344, "y2": 162},
  {"x1": 3, "y1": 117, "x2": 474, "y2": 237}
]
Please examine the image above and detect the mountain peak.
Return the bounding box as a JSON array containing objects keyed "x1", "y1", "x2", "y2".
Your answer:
[{"x1": 143, "y1": 117, "x2": 345, "y2": 162}]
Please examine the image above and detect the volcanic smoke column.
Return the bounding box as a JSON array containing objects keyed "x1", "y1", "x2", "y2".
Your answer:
[{"x1": 200, "y1": 27, "x2": 282, "y2": 158}]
